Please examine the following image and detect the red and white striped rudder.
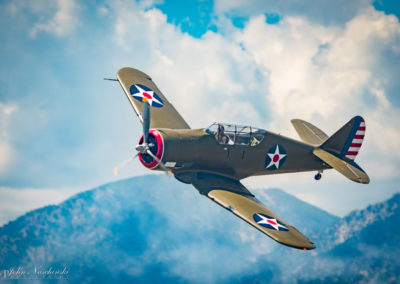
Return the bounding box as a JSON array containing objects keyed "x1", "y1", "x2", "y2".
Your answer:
[{"x1": 345, "y1": 118, "x2": 365, "y2": 160}]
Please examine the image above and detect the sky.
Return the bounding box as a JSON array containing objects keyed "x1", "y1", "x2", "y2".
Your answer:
[{"x1": 0, "y1": 0, "x2": 400, "y2": 224}]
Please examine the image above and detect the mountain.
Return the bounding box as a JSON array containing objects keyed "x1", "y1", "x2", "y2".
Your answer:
[
  {"x1": 325, "y1": 193, "x2": 400, "y2": 249},
  {"x1": 0, "y1": 175, "x2": 399, "y2": 283},
  {"x1": 315, "y1": 193, "x2": 400, "y2": 283}
]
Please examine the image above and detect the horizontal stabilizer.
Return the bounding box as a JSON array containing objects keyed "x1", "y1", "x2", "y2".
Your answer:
[
  {"x1": 291, "y1": 119, "x2": 329, "y2": 145},
  {"x1": 313, "y1": 148, "x2": 369, "y2": 184}
]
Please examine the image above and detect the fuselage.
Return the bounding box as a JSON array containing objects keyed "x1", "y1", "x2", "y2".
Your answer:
[{"x1": 142, "y1": 126, "x2": 329, "y2": 181}]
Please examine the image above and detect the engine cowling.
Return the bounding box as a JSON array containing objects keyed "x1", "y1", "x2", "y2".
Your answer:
[{"x1": 138, "y1": 129, "x2": 164, "y2": 169}]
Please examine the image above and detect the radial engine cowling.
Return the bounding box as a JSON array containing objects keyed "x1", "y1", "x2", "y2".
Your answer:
[{"x1": 138, "y1": 129, "x2": 164, "y2": 169}]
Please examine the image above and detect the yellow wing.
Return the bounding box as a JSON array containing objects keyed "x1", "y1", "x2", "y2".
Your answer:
[
  {"x1": 192, "y1": 173, "x2": 316, "y2": 250},
  {"x1": 117, "y1": 67, "x2": 190, "y2": 129}
]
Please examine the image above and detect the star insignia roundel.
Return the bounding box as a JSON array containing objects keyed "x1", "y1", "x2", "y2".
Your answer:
[
  {"x1": 130, "y1": 84, "x2": 164, "y2": 108},
  {"x1": 265, "y1": 144, "x2": 287, "y2": 170},
  {"x1": 253, "y1": 213, "x2": 289, "y2": 231}
]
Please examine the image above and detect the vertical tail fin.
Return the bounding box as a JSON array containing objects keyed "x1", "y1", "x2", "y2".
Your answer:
[
  {"x1": 315, "y1": 116, "x2": 369, "y2": 184},
  {"x1": 321, "y1": 116, "x2": 365, "y2": 160},
  {"x1": 343, "y1": 117, "x2": 365, "y2": 160}
]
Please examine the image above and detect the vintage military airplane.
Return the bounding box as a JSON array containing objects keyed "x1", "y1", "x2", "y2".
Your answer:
[{"x1": 113, "y1": 67, "x2": 369, "y2": 250}]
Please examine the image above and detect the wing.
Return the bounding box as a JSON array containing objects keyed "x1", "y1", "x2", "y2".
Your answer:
[
  {"x1": 291, "y1": 119, "x2": 329, "y2": 145},
  {"x1": 192, "y1": 173, "x2": 316, "y2": 250},
  {"x1": 117, "y1": 67, "x2": 190, "y2": 129}
]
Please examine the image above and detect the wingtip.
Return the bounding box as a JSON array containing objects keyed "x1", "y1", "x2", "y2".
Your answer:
[
  {"x1": 278, "y1": 240, "x2": 316, "y2": 250},
  {"x1": 117, "y1": 67, "x2": 152, "y2": 80},
  {"x1": 308, "y1": 243, "x2": 317, "y2": 250},
  {"x1": 298, "y1": 241, "x2": 316, "y2": 250},
  {"x1": 298, "y1": 240, "x2": 316, "y2": 250},
  {"x1": 361, "y1": 175, "x2": 370, "y2": 184}
]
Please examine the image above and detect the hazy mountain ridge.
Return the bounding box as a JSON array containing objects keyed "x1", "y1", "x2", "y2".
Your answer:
[
  {"x1": 328, "y1": 193, "x2": 400, "y2": 247},
  {"x1": 307, "y1": 193, "x2": 400, "y2": 283},
  {"x1": 0, "y1": 175, "x2": 399, "y2": 283}
]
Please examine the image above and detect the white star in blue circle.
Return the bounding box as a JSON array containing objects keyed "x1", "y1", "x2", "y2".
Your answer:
[
  {"x1": 265, "y1": 144, "x2": 287, "y2": 170},
  {"x1": 253, "y1": 213, "x2": 289, "y2": 231},
  {"x1": 130, "y1": 84, "x2": 164, "y2": 108}
]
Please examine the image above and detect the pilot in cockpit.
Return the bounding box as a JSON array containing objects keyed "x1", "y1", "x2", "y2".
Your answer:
[{"x1": 217, "y1": 124, "x2": 229, "y2": 144}]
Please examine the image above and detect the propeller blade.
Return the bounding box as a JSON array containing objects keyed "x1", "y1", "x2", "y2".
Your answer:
[
  {"x1": 142, "y1": 100, "x2": 150, "y2": 144},
  {"x1": 113, "y1": 153, "x2": 139, "y2": 175},
  {"x1": 146, "y1": 149, "x2": 169, "y2": 173}
]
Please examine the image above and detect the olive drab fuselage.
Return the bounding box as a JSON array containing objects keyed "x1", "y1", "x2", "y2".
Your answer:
[{"x1": 150, "y1": 127, "x2": 330, "y2": 181}]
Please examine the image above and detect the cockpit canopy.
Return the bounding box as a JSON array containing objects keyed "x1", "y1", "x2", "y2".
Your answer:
[{"x1": 205, "y1": 123, "x2": 266, "y2": 146}]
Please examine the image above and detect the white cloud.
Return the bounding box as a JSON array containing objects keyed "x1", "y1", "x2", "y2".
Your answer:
[
  {"x1": 0, "y1": 186, "x2": 83, "y2": 226},
  {"x1": 30, "y1": 0, "x2": 80, "y2": 37},
  {"x1": 0, "y1": 103, "x2": 17, "y2": 177},
  {"x1": 111, "y1": 2, "x2": 269, "y2": 128},
  {"x1": 235, "y1": 8, "x2": 400, "y2": 179}
]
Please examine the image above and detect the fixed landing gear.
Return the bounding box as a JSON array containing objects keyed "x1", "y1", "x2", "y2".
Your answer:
[{"x1": 314, "y1": 171, "x2": 323, "y2": 181}]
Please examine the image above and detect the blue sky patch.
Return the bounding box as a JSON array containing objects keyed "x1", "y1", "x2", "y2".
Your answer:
[
  {"x1": 373, "y1": 0, "x2": 400, "y2": 19},
  {"x1": 155, "y1": 0, "x2": 217, "y2": 38},
  {"x1": 232, "y1": 16, "x2": 249, "y2": 29},
  {"x1": 265, "y1": 13, "x2": 281, "y2": 25}
]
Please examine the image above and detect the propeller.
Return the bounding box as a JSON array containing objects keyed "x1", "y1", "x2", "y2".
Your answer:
[
  {"x1": 142, "y1": 98, "x2": 150, "y2": 145},
  {"x1": 113, "y1": 153, "x2": 139, "y2": 176},
  {"x1": 114, "y1": 97, "x2": 171, "y2": 176},
  {"x1": 145, "y1": 149, "x2": 169, "y2": 172}
]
